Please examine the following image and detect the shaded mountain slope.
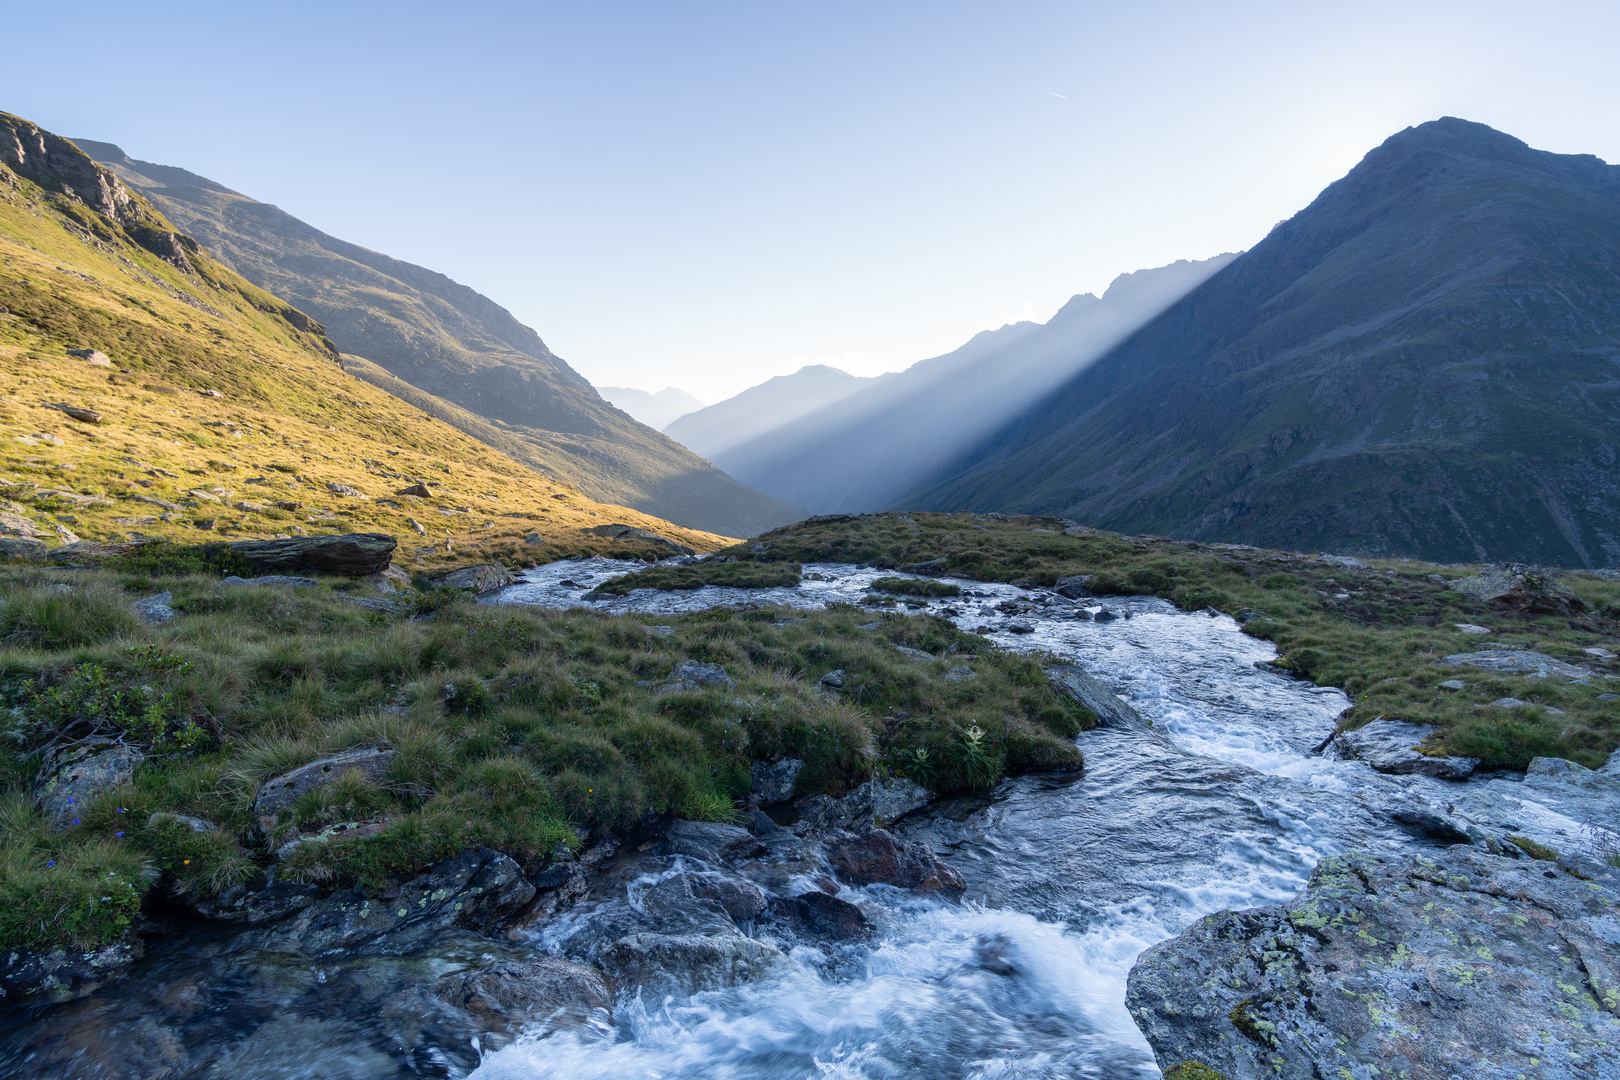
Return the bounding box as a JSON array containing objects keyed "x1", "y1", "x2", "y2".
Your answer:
[
  {"x1": 73, "y1": 139, "x2": 800, "y2": 538},
  {"x1": 907, "y1": 118, "x2": 1620, "y2": 568},
  {"x1": 664, "y1": 364, "x2": 874, "y2": 460},
  {"x1": 0, "y1": 111, "x2": 727, "y2": 563},
  {"x1": 696, "y1": 257, "x2": 1235, "y2": 513}
]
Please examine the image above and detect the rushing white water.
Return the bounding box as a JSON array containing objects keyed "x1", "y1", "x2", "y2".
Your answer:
[{"x1": 472, "y1": 558, "x2": 1609, "y2": 1080}]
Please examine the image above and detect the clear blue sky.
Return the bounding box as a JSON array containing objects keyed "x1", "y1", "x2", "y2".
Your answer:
[{"x1": 5, "y1": 1, "x2": 1619, "y2": 401}]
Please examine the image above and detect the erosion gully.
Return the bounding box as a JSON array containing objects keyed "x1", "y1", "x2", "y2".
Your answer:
[{"x1": 7, "y1": 559, "x2": 1608, "y2": 1079}]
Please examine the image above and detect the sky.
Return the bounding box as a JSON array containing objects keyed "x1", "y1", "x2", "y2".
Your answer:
[{"x1": 5, "y1": 1, "x2": 1620, "y2": 403}]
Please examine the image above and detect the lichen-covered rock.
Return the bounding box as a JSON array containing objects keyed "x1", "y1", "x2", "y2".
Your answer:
[
  {"x1": 1437, "y1": 648, "x2": 1599, "y2": 682},
  {"x1": 664, "y1": 818, "x2": 764, "y2": 864},
  {"x1": 1449, "y1": 563, "x2": 1585, "y2": 616},
  {"x1": 253, "y1": 746, "x2": 398, "y2": 824},
  {"x1": 750, "y1": 757, "x2": 803, "y2": 803},
  {"x1": 1126, "y1": 847, "x2": 1620, "y2": 1080},
  {"x1": 432, "y1": 563, "x2": 518, "y2": 593},
  {"x1": 0, "y1": 935, "x2": 143, "y2": 1003},
  {"x1": 229, "y1": 533, "x2": 396, "y2": 576},
  {"x1": 35, "y1": 738, "x2": 143, "y2": 826},
  {"x1": 1332, "y1": 718, "x2": 1479, "y2": 780},
  {"x1": 129, "y1": 590, "x2": 173, "y2": 624}
]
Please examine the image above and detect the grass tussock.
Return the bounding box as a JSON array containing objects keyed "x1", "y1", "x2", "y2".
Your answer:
[
  {"x1": 590, "y1": 559, "x2": 803, "y2": 595},
  {"x1": 0, "y1": 562, "x2": 1088, "y2": 950},
  {"x1": 736, "y1": 513, "x2": 1620, "y2": 771}
]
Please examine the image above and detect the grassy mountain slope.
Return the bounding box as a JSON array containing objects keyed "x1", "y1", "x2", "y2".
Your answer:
[
  {"x1": 0, "y1": 112, "x2": 726, "y2": 565},
  {"x1": 72, "y1": 140, "x2": 802, "y2": 539},
  {"x1": 907, "y1": 119, "x2": 1620, "y2": 568}
]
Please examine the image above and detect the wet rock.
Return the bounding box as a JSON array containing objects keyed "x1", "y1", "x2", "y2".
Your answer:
[
  {"x1": 827, "y1": 829, "x2": 965, "y2": 898},
  {"x1": 1005, "y1": 622, "x2": 1034, "y2": 634},
  {"x1": 1126, "y1": 847, "x2": 1620, "y2": 1080},
  {"x1": 799, "y1": 776, "x2": 934, "y2": 833},
  {"x1": 773, "y1": 891, "x2": 870, "y2": 941},
  {"x1": 750, "y1": 757, "x2": 804, "y2": 803},
  {"x1": 432, "y1": 563, "x2": 517, "y2": 593},
  {"x1": 603, "y1": 932, "x2": 784, "y2": 996},
  {"x1": 130, "y1": 590, "x2": 173, "y2": 624},
  {"x1": 1388, "y1": 806, "x2": 1473, "y2": 845},
  {"x1": 35, "y1": 738, "x2": 143, "y2": 826},
  {"x1": 1053, "y1": 574, "x2": 1095, "y2": 599},
  {"x1": 1093, "y1": 608, "x2": 1118, "y2": 623},
  {"x1": 664, "y1": 819, "x2": 764, "y2": 864},
  {"x1": 685, "y1": 871, "x2": 769, "y2": 922},
  {"x1": 431, "y1": 956, "x2": 613, "y2": 1034},
  {"x1": 1449, "y1": 563, "x2": 1585, "y2": 616},
  {"x1": 254, "y1": 747, "x2": 398, "y2": 824},
  {"x1": 1332, "y1": 718, "x2": 1477, "y2": 780},
  {"x1": 220, "y1": 574, "x2": 318, "y2": 589},
  {"x1": 1437, "y1": 648, "x2": 1598, "y2": 682},
  {"x1": 245, "y1": 847, "x2": 535, "y2": 956},
  {"x1": 0, "y1": 935, "x2": 143, "y2": 1003},
  {"x1": 229, "y1": 533, "x2": 396, "y2": 576},
  {"x1": 192, "y1": 879, "x2": 322, "y2": 924},
  {"x1": 1046, "y1": 664, "x2": 1161, "y2": 738}
]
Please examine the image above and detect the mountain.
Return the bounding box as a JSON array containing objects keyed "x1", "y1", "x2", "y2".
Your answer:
[
  {"x1": 597, "y1": 385, "x2": 706, "y2": 430},
  {"x1": 664, "y1": 364, "x2": 872, "y2": 460},
  {"x1": 906, "y1": 118, "x2": 1620, "y2": 568},
  {"x1": 72, "y1": 140, "x2": 801, "y2": 538},
  {"x1": 693, "y1": 257, "x2": 1236, "y2": 513},
  {"x1": 0, "y1": 111, "x2": 726, "y2": 562}
]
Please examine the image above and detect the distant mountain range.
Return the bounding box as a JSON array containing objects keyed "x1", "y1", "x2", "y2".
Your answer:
[
  {"x1": 73, "y1": 140, "x2": 801, "y2": 539},
  {"x1": 597, "y1": 385, "x2": 706, "y2": 430},
  {"x1": 674, "y1": 256, "x2": 1236, "y2": 514},
  {"x1": 907, "y1": 118, "x2": 1620, "y2": 568}
]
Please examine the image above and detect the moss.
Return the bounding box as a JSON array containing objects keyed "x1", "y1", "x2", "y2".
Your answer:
[
  {"x1": 1165, "y1": 1064, "x2": 1228, "y2": 1080},
  {"x1": 1508, "y1": 835, "x2": 1560, "y2": 861}
]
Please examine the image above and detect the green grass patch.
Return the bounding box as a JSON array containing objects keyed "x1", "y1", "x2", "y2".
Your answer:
[
  {"x1": 590, "y1": 559, "x2": 802, "y2": 595},
  {"x1": 869, "y1": 576, "x2": 961, "y2": 597},
  {"x1": 0, "y1": 560, "x2": 1087, "y2": 950}
]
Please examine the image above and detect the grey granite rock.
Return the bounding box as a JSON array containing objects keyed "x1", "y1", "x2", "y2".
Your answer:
[
  {"x1": 253, "y1": 746, "x2": 398, "y2": 823},
  {"x1": 1449, "y1": 563, "x2": 1585, "y2": 616},
  {"x1": 35, "y1": 738, "x2": 143, "y2": 826},
  {"x1": 750, "y1": 757, "x2": 804, "y2": 803},
  {"x1": 129, "y1": 590, "x2": 173, "y2": 624},
  {"x1": 1332, "y1": 718, "x2": 1478, "y2": 780},
  {"x1": 1126, "y1": 847, "x2": 1620, "y2": 1080},
  {"x1": 1437, "y1": 648, "x2": 1598, "y2": 682}
]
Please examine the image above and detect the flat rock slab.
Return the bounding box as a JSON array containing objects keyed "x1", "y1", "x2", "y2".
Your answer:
[
  {"x1": 1126, "y1": 847, "x2": 1620, "y2": 1080},
  {"x1": 432, "y1": 563, "x2": 518, "y2": 593},
  {"x1": 254, "y1": 746, "x2": 398, "y2": 822},
  {"x1": 220, "y1": 575, "x2": 318, "y2": 589},
  {"x1": 1438, "y1": 649, "x2": 1598, "y2": 682},
  {"x1": 1333, "y1": 718, "x2": 1478, "y2": 780},
  {"x1": 229, "y1": 533, "x2": 396, "y2": 576}
]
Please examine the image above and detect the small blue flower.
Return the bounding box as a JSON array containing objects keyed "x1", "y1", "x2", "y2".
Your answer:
[
  {"x1": 72, "y1": 818, "x2": 81, "y2": 825},
  {"x1": 45, "y1": 860, "x2": 55, "y2": 868},
  {"x1": 66, "y1": 797, "x2": 74, "y2": 804},
  {"x1": 115, "y1": 831, "x2": 124, "y2": 838}
]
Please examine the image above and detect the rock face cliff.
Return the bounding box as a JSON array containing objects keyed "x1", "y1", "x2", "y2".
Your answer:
[
  {"x1": 72, "y1": 140, "x2": 801, "y2": 538},
  {"x1": 1126, "y1": 846, "x2": 1620, "y2": 1080},
  {"x1": 909, "y1": 118, "x2": 1620, "y2": 567}
]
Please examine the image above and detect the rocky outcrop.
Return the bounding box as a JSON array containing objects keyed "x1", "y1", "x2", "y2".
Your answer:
[
  {"x1": 1329, "y1": 718, "x2": 1478, "y2": 781},
  {"x1": 1449, "y1": 563, "x2": 1585, "y2": 616},
  {"x1": 1126, "y1": 847, "x2": 1620, "y2": 1080},
  {"x1": 796, "y1": 776, "x2": 934, "y2": 832},
  {"x1": 35, "y1": 738, "x2": 143, "y2": 826},
  {"x1": 587, "y1": 523, "x2": 696, "y2": 556},
  {"x1": 241, "y1": 847, "x2": 535, "y2": 957},
  {"x1": 129, "y1": 590, "x2": 174, "y2": 624},
  {"x1": 431, "y1": 956, "x2": 613, "y2": 1035},
  {"x1": 229, "y1": 533, "x2": 396, "y2": 576},
  {"x1": 652, "y1": 660, "x2": 736, "y2": 693},
  {"x1": 0, "y1": 935, "x2": 143, "y2": 1004},
  {"x1": 826, "y1": 829, "x2": 966, "y2": 897},
  {"x1": 431, "y1": 563, "x2": 518, "y2": 593}
]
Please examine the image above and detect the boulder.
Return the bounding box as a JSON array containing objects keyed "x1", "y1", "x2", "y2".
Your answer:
[
  {"x1": 0, "y1": 537, "x2": 47, "y2": 560},
  {"x1": 750, "y1": 757, "x2": 804, "y2": 803},
  {"x1": 432, "y1": 956, "x2": 612, "y2": 1034},
  {"x1": 818, "y1": 669, "x2": 846, "y2": 691},
  {"x1": 47, "y1": 541, "x2": 143, "y2": 562},
  {"x1": 66, "y1": 348, "x2": 113, "y2": 367},
  {"x1": 254, "y1": 746, "x2": 398, "y2": 823},
  {"x1": 586, "y1": 523, "x2": 696, "y2": 556},
  {"x1": 899, "y1": 557, "x2": 947, "y2": 575},
  {"x1": 1448, "y1": 563, "x2": 1585, "y2": 616},
  {"x1": 35, "y1": 738, "x2": 143, "y2": 826},
  {"x1": 1046, "y1": 664, "x2": 1158, "y2": 737},
  {"x1": 893, "y1": 645, "x2": 933, "y2": 662},
  {"x1": 944, "y1": 664, "x2": 976, "y2": 682},
  {"x1": 364, "y1": 565, "x2": 412, "y2": 593},
  {"x1": 1437, "y1": 649, "x2": 1597, "y2": 682},
  {"x1": 772, "y1": 891, "x2": 870, "y2": 941},
  {"x1": 603, "y1": 932, "x2": 783, "y2": 996},
  {"x1": 130, "y1": 591, "x2": 174, "y2": 624},
  {"x1": 395, "y1": 483, "x2": 433, "y2": 498},
  {"x1": 657, "y1": 660, "x2": 735, "y2": 692},
  {"x1": 826, "y1": 829, "x2": 965, "y2": 898},
  {"x1": 228, "y1": 533, "x2": 395, "y2": 576},
  {"x1": 325, "y1": 482, "x2": 363, "y2": 497},
  {"x1": 1126, "y1": 847, "x2": 1620, "y2": 1080},
  {"x1": 1053, "y1": 574, "x2": 1095, "y2": 599},
  {"x1": 1331, "y1": 719, "x2": 1477, "y2": 780},
  {"x1": 432, "y1": 563, "x2": 517, "y2": 593},
  {"x1": 800, "y1": 776, "x2": 934, "y2": 833},
  {"x1": 684, "y1": 871, "x2": 769, "y2": 922}
]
